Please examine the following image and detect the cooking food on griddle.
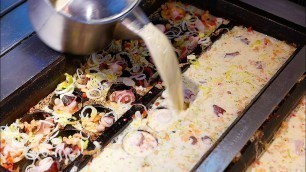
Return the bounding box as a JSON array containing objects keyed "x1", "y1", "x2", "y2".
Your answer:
[
  {"x1": 0, "y1": 1, "x2": 298, "y2": 171},
  {"x1": 0, "y1": 24, "x2": 161, "y2": 172},
  {"x1": 50, "y1": 91, "x2": 83, "y2": 115},
  {"x1": 50, "y1": 131, "x2": 89, "y2": 167},
  {"x1": 156, "y1": 2, "x2": 225, "y2": 61},
  {"x1": 106, "y1": 84, "x2": 138, "y2": 104},
  {"x1": 0, "y1": 111, "x2": 58, "y2": 171},
  {"x1": 81, "y1": 25, "x2": 296, "y2": 171},
  {"x1": 72, "y1": 105, "x2": 117, "y2": 139},
  {"x1": 25, "y1": 157, "x2": 58, "y2": 172},
  {"x1": 122, "y1": 130, "x2": 158, "y2": 157},
  {"x1": 248, "y1": 98, "x2": 305, "y2": 172}
]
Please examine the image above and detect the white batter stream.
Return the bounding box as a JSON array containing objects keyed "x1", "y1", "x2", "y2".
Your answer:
[{"x1": 138, "y1": 23, "x2": 185, "y2": 112}]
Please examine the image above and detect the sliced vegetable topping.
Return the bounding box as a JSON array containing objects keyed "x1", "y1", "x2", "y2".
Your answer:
[
  {"x1": 224, "y1": 51, "x2": 240, "y2": 58},
  {"x1": 213, "y1": 105, "x2": 226, "y2": 117}
]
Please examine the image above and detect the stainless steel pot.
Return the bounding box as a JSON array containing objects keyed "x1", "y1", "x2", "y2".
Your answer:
[{"x1": 28, "y1": 0, "x2": 149, "y2": 55}]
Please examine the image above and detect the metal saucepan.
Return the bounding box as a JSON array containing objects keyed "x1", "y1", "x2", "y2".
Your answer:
[{"x1": 28, "y1": 0, "x2": 149, "y2": 55}]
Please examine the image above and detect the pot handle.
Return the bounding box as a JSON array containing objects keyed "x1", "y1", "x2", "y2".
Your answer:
[{"x1": 113, "y1": 7, "x2": 150, "y2": 40}]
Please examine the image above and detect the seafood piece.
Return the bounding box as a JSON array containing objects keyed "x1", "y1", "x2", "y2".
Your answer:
[
  {"x1": 20, "y1": 111, "x2": 55, "y2": 135},
  {"x1": 0, "y1": 122, "x2": 28, "y2": 170},
  {"x1": 161, "y1": 2, "x2": 186, "y2": 22},
  {"x1": 106, "y1": 84, "x2": 138, "y2": 104},
  {"x1": 72, "y1": 105, "x2": 116, "y2": 135},
  {"x1": 122, "y1": 130, "x2": 158, "y2": 157},
  {"x1": 49, "y1": 91, "x2": 83, "y2": 115},
  {"x1": 49, "y1": 130, "x2": 89, "y2": 170}
]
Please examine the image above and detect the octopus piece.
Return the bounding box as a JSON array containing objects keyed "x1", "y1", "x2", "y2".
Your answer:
[
  {"x1": 109, "y1": 90, "x2": 136, "y2": 104},
  {"x1": 122, "y1": 130, "x2": 158, "y2": 157}
]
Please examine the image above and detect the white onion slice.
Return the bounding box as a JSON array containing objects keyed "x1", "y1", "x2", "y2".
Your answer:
[
  {"x1": 76, "y1": 68, "x2": 84, "y2": 79},
  {"x1": 122, "y1": 77, "x2": 135, "y2": 86},
  {"x1": 93, "y1": 141, "x2": 101, "y2": 150},
  {"x1": 91, "y1": 53, "x2": 104, "y2": 64},
  {"x1": 80, "y1": 105, "x2": 98, "y2": 119},
  {"x1": 100, "y1": 54, "x2": 113, "y2": 64},
  {"x1": 48, "y1": 130, "x2": 59, "y2": 142}
]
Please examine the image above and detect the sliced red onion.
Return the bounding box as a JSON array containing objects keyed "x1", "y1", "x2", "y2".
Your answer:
[
  {"x1": 189, "y1": 136, "x2": 198, "y2": 145},
  {"x1": 184, "y1": 88, "x2": 196, "y2": 103},
  {"x1": 199, "y1": 80, "x2": 207, "y2": 84},
  {"x1": 255, "y1": 61, "x2": 263, "y2": 69},
  {"x1": 240, "y1": 37, "x2": 250, "y2": 45},
  {"x1": 224, "y1": 51, "x2": 240, "y2": 58},
  {"x1": 213, "y1": 105, "x2": 226, "y2": 117},
  {"x1": 201, "y1": 136, "x2": 213, "y2": 145},
  {"x1": 31, "y1": 157, "x2": 54, "y2": 172}
]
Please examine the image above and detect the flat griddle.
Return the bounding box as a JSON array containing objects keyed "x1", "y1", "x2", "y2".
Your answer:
[{"x1": 0, "y1": 0, "x2": 305, "y2": 171}]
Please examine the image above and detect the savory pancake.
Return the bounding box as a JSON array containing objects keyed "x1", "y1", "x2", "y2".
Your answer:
[
  {"x1": 81, "y1": 26, "x2": 296, "y2": 172},
  {"x1": 248, "y1": 97, "x2": 305, "y2": 172}
]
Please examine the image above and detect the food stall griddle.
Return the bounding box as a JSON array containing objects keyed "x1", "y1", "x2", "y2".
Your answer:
[{"x1": 0, "y1": 0, "x2": 305, "y2": 171}]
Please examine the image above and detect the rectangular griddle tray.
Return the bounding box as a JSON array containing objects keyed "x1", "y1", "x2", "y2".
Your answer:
[
  {"x1": 226, "y1": 75, "x2": 305, "y2": 172},
  {"x1": 1, "y1": 0, "x2": 305, "y2": 171}
]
